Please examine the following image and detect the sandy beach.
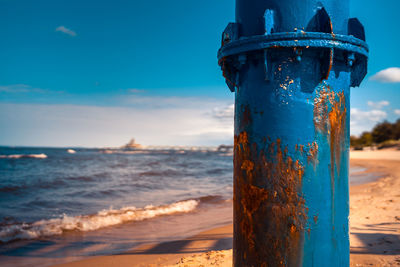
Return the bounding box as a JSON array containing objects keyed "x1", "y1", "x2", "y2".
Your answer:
[
  {"x1": 348, "y1": 153, "x2": 400, "y2": 266},
  {"x1": 47, "y1": 150, "x2": 400, "y2": 267}
]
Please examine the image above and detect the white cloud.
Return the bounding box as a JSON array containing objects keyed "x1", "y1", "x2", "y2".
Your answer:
[
  {"x1": 367, "y1": 100, "x2": 389, "y2": 109},
  {"x1": 0, "y1": 84, "x2": 45, "y2": 93},
  {"x1": 370, "y1": 67, "x2": 400, "y2": 83},
  {"x1": 350, "y1": 108, "x2": 387, "y2": 135},
  {"x1": 351, "y1": 108, "x2": 387, "y2": 122},
  {"x1": 55, "y1": 26, "x2": 76, "y2": 37},
  {"x1": 0, "y1": 98, "x2": 234, "y2": 147},
  {"x1": 212, "y1": 104, "x2": 234, "y2": 120},
  {"x1": 395, "y1": 109, "x2": 400, "y2": 116}
]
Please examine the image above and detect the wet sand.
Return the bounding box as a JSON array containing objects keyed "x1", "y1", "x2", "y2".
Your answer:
[
  {"x1": 54, "y1": 225, "x2": 233, "y2": 267},
  {"x1": 4, "y1": 151, "x2": 400, "y2": 267}
]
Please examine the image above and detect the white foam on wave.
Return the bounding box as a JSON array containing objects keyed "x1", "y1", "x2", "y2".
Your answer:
[
  {"x1": 0, "y1": 153, "x2": 47, "y2": 159},
  {"x1": 67, "y1": 149, "x2": 76, "y2": 154},
  {"x1": 0, "y1": 199, "x2": 198, "y2": 243}
]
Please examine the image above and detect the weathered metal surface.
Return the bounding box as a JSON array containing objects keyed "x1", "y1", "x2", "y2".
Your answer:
[
  {"x1": 218, "y1": 0, "x2": 368, "y2": 266},
  {"x1": 218, "y1": 32, "x2": 369, "y2": 59}
]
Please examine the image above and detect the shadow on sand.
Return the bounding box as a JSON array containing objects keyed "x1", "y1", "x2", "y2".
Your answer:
[
  {"x1": 121, "y1": 233, "x2": 232, "y2": 255},
  {"x1": 350, "y1": 222, "x2": 400, "y2": 255}
]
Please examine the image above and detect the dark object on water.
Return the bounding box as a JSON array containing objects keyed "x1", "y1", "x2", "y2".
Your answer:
[
  {"x1": 122, "y1": 138, "x2": 142, "y2": 149},
  {"x1": 217, "y1": 145, "x2": 233, "y2": 152}
]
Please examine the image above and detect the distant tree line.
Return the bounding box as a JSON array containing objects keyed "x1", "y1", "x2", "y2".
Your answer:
[{"x1": 350, "y1": 119, "x2": 400, "y2": 149}]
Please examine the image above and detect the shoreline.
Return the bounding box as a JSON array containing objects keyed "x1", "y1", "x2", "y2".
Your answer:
[
  {"x1": 53, "y1": 151, "x2": 400, "y2": 267},
  {"x1": 0, "y1": 151, "x2": 398, "y2": 266}
]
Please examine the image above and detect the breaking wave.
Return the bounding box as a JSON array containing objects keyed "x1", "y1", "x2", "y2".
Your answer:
[
  {"x1": 0, "y1": 199, "x2": 198, "y2": 243},
  {"x1": 0, "y1": 153, "x2": 47, "y2": 159}
]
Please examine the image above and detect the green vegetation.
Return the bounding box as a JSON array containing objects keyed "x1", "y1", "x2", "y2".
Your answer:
[{"x1": 350, "y1": 119, "x2": 400, "y2": 150}]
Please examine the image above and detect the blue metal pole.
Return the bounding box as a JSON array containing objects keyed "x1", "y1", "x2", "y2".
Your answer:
[{"x1": 218, "y1": 1, "x2": 368, "y2": 266}]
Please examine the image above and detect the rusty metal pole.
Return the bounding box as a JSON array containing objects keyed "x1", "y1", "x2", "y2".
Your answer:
[{"x1": 218, "y1": 1, "x2": 368, "y2": 266}]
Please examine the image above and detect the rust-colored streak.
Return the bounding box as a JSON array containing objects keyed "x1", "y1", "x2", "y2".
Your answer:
[
  {"x1": 324, "y1": 49, "x2": 334, "y2": 81},
  {"x1": 313, "y1": 85, "x2": 346, "y2": 179},
  {"x1": 240, "y1": 183, "x2": 269, "y2": 250},
  {"x1": 313, "y1": 85, "x2": 347, "y2": 221},
  {"x1": 328, "y1": 91, "x2": 346, "y2": 177},
  {"x1": 234, "y1": 132, "x2": 307, "y2": 266}
]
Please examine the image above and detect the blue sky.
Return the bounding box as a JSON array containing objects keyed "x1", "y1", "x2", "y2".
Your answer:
[{"x1": 0, "y1": 0, "x2": 399, "y2": 147}]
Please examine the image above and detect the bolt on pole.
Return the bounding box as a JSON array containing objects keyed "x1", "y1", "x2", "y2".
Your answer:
[{"x1": 218, "y1": 0, "x2": 368, "y2": 266}]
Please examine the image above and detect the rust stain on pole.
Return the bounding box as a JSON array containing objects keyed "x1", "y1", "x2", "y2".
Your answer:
[
  {"x1": 234, "y1": 129, "x2": 309, "y2": 266},
  {"x1": 313, "y1": 85, "x2": 347, "y2": 184}
]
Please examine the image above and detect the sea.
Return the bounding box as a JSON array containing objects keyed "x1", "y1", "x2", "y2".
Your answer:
[
  {"x1": 0, "y1": 146, "x2": 381, "y2": 266},
  {"x1": 0, "y1": 146, "x2": 235, "y2": 266}
]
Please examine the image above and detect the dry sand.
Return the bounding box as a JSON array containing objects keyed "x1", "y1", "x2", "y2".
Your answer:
[
  {"x1": 348, "y1": 154, "x2": 400, "y2": 266},
  {"x1": 54, "y1": 151, "x2": 400, "y2": 267},
  {"x1": 350, "y1": 149, "x2": 400, "y2": 160}
]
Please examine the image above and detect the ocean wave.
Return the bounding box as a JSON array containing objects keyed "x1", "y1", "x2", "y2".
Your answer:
[
  {"x1": 197, "y1": 195, "x2": 225, "y2": 204},
  {"x1": 0, "y1": 185, "x2": 25, "y2": 193},
  {"x1": 139, "y1": 169, "x2": 181, "y2": 177},
  {"x1": 0, "y1": 199, "x2": 198, "y2": 243},
  {"x1": 0, "y1": 153, "x2": 47, "y2": 159}
]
